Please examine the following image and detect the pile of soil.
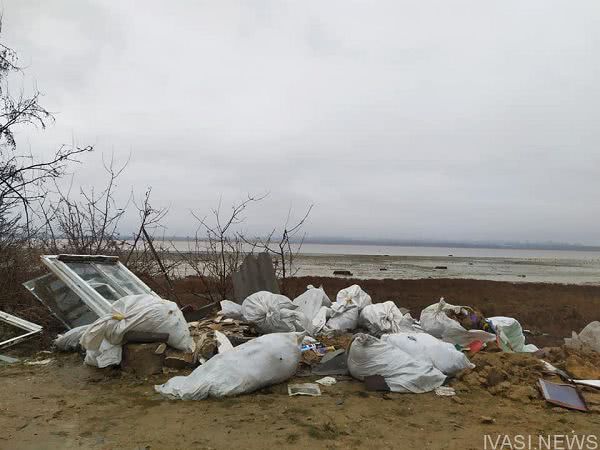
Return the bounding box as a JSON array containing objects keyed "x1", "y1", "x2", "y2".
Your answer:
[
  {"x1": 452, "y1": 350, "x2": 548, "y2": 403},
  {"x1": 452, "y1": 344, "x2": 600, "y2": 408},
  {"x1": 541, "y1": 346, "x2": 600, "y2": 379}
]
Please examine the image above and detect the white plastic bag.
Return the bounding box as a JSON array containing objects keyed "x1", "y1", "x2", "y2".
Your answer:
[
  {"x1": 84, "y1": 339, "x2": 122, "y2": 368},
  {"x1": 155, "y1": 332, "x2": 302, "y2": 400},
  {"x1": 293, "y1": 286, "x2": 331, "y2": 320},
  {"x1": 347, "y1": 333, "x2": 446, "y2": 393},
  {"x1": 81, "y1": 294, "x2": 194, "y2": 354},
  {"x1": 564, "y1": 321, "x2": 600, "y2": 353},
  {"x1": 324, "y1": 302, "x2": 358, "y2": 331},
  {"x1": 54, "y1": 325, "x2": 89, "y2": 352},
  {"x1": 489, "y1": 316, "x2": 538, "y2": 353},
  {"x1": 381, "y1": 333, "x2": 474, "y2": 375},
  {"x1": 293, "y1": 286, "x2": 332, "y2": 335},
  {"x1": 419, "y1": 298, "x2": 496, "y2": 346},
  {"x1": 359, "y1": 301, "x2": 418, "y2": 336},
  {"x1": 309, "y1": 306, "x2": 330, "y2": 335},
  {"x1": 219, "y1": 300, "x2": 245, "y2": 321},
  {"x1": 336, "y1": 285, "x2": 372, "y2": 311},
  {"x1": 214, "y1": 330, "x2": 234, "y2": 353},
  {"x1": 241, "y1": 291, "x2": 304, "y2": 334}
]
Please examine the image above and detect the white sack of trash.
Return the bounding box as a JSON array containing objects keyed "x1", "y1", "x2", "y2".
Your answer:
[
  {"x1": 564, "y1": 321, "x2": 600, "y2": 353},
  {"x1": 347, "y1": 333, "x2": 446, "y2": 393},
  {"x1": 155, "y1": 332, "x2": 303, "y2": 400},
  {"x1": 322, "y1": 284, "x2": 372, "y2": 332},
  {"x1": 84, "y1": 339, "x2": 122, "y2": 368},
  {"x1": 324, "y1": 302, "x2": 359, "y2": 332},
  {"x1": 80, "y1": 294, "x2": 194, "y2": 368},
  {"x1": 488, "y1": 316, "x2": 538, "y2": 353},
  {"x1": 218, "y1": 300, "x2": 245, "y2": 321},
  {"x1": 419, "y1": 298, "x2": 496, "y2": 346},
  {"x1": 336, "y1": 284, "x2": 372, "y2": 311},
  {"x1": 54, "y1": 325, "x2": 89, "y2": 352},
  {"x1": 293, "y1": 286, "x2": 332, "y2": 335},
  {"x1": 359, "y1": 301, "x2": 419, "y2": 336},
  {"x1": 381, "y1": 333, "x2": 474, "y2": 375},
  {"x1": 241, "y1": 291, "x2": 306, "y2": 334}
]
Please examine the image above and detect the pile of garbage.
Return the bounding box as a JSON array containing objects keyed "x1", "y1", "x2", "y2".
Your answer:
[
  {"x1": 26, "y1": 281, "x2": 599, "y2": 409},
  {"x1": 8, "y1": 253, "x2": 597, "y2": 412}
]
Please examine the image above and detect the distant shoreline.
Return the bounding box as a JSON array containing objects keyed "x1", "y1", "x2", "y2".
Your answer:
[{"x1": 156, "y1": 236, "x2": 600, "y2": 252}]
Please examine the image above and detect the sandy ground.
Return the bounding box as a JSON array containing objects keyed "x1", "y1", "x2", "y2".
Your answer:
[{"x1": 1, "y1": 352, "x2": 599, "y2": 450}]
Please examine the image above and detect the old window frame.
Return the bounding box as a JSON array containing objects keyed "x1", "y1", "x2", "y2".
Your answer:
[
  {"x1": 40, "y1": 255, "x2": 158, "y2": 317},
  {"x1": 0, "y1": 311, "x2": 43, "y2": 349}
]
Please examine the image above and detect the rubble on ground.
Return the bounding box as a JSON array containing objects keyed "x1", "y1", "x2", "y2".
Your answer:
[
  {"x1": 452, "y1": 351, "x2": 547, "y2": 402},
  {"x1": 11, "y1": 253, "x2": 600, "y2": 408}
]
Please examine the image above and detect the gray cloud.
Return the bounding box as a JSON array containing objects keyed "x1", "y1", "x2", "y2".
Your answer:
[{"x1": 4, "y1": 0, "x2": 600, "y2": 244}]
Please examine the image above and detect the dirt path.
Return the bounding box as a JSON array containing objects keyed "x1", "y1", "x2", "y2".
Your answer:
[{"x1": 1, "y1": 353, "x2": 599, "y2": 450}]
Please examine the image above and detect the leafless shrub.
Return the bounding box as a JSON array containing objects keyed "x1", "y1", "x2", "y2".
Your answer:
[
  {"x1": 248, "y1": 204, "x2": 313, "y2": 296},
  {"x1": 124, "y1": 188, "x2": 181, "y2": 302},
  {"x1": 0, "y1": 17, "x2": 91, "y2": 330},
  {"x1": 39, "y1": 154, "x2": 129, "y2": 255},
  {"x1": 179, "y1": 194, "x2": 266, "y2": 302}
]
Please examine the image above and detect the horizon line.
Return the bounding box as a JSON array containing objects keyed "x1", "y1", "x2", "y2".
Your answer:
[{"x1": 144, "y1": 235, "x2": 600, "y2": 251}]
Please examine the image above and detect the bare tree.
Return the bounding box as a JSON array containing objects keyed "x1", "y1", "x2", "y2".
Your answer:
[
  {"x1": 0, "y1": 16, "x2": 92, "y2": 325},
  {"x1": 124, "y1": 187, "x2": 181, "y2": 302},
  {"x1": 0, "y1": 15, "x2": 93, "y2": 240},
  {"x1": 179, "y1": 194, "x2": 266, "y2": 302},
  {"x1": 0, "y1": 16, "x2": 90, "y2": 256},
  {"x1": 40, "y1": 154, "x2": 129, "y2": 255},
  {"x1": 247, "y1": 204, "x2": 313, "y2": 296}
]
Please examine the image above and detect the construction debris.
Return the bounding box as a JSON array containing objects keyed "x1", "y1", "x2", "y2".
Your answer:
[
  {"x1": 315, "y1": 376, "x2": 337, "y2": 386},
  {"x1": 0, "y1": 310, "x2": 42, "y2": 350},
  {"x1": 538, "y1": 379, "x2": 588, "y2": 412},
  {"x1": 0, "y1": 354, "x2": 19, "y2": 364},
  {"x1": 23, "y1": 255, "x2": 157, "y2": 329},
  {"x1": 435, "y1": 386, "x2": 456, "y2": 397},
  {"x1": 164, "y1": 349, "x2": 195, "y2": 369},
  {"x1": 16, "y1": 262, "x2": 596, "y2": 412},
  {"x1": 122, "y1": 343, "x2": 165, "y2": 376},
  {"x1": 288, "y1": 383, "x2": 322, "y2": 397},
  {"x1": 25, "y1": 358, "x2": 53, "y2": 366},
  {"x1": 232, "y1": 252, "x2": 280, "y2": 302}
]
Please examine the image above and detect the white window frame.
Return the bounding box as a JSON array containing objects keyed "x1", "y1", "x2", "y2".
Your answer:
[
  {"x1": 0, "y1": 311, "x2": 43, "y2": 349},
  {"x1": 41, "y1": 255, "x2": 158, "y2": 317}
]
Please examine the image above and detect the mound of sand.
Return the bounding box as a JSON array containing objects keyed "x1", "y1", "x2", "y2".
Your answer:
[{"x1": 452, "y1": 351, "x2": 548, "y2": 403}]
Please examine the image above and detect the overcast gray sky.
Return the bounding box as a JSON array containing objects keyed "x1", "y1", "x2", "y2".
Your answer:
[{"x1": 4, "y1": 1, "x2": 600, "y2": 244}]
